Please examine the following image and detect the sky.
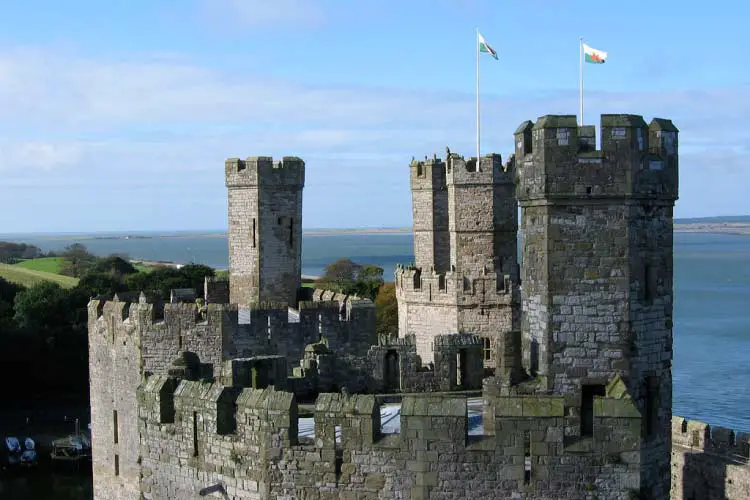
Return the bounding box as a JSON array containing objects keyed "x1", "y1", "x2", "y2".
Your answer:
[{"x1": 0, "y1": 0, "x2": 749, "y2": 233}]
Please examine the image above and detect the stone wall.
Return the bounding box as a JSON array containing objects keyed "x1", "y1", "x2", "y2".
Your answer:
[
  {"x1": 395, "y1": 266, "x2": 518, "y2": 368},
  {"x1": 137, "y1": 384, "x2": 647, "y2": 500},
  {"x1": 671, "y1": 417, "x2": 750, "y2": 500}
]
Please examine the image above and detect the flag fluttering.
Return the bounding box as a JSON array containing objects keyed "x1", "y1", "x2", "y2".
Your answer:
[
  {"x1": 583, "y1": 43, "x2": 607, "y2": 64},
  {"x1": 478, "y1": 32, "x2": 498, "y2": 60}
]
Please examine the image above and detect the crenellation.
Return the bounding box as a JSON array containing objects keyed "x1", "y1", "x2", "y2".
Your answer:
[{"x1": 90, "y1": 115, "x2": 700, "y2": 499}]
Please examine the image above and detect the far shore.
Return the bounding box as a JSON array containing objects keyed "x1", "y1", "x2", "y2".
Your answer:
[{"x1": 23, "y1": 221, "x2": 750, "y2": 242}]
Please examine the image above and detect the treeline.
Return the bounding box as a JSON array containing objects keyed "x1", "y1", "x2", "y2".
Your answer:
[
  {"x1": 0, "y1": 244, "x2": 216, "y2": 402},
  {"x1": 0, "y1": 241, "x2": 44, "y2": 263},
  {"x1": 0, "y1": 247, "x2": 398, "y2": 404}
]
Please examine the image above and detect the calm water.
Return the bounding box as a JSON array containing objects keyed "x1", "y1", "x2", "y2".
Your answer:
[{"x1": 2, "y1": 230, "x2": 749, "y2": 431}]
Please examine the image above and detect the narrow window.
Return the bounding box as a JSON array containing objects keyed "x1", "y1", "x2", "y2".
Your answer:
[
  {"x1": 644, "y1": 376, "x2": 659, "y2": 438},
  {"x1": 483, "y1": 337, "x2": 492, "y2": 361},
  {"x1": 113, "y1": 410, "x2": 118, "y2": 444},
  {"x1": 581, "y1": 385, "x2": 605, "y2": 437},
  {"x1": 289, "y1": 218, "x2": 294, "y2": 246},
  {"x1": 252, "y1": 218, "x2": 256, "y2": 248},
  {"x1": 114, "y1": 454, "x2": 120, "y2": 476},
  {"x1": 192, "y1": 411, "x2": 199, "y2": 457},
  {"x1": 523, "y1": 430, "x2": 531, "y2": 484}
]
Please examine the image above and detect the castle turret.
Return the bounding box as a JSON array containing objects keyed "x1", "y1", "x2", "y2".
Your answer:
[
  {"x1": 409, "y1": 156, "x2": 449, "y2": 272},
  {"x1": 398, "y1": 151, "x2": 520, "y2": 371},
  {"x1": 225, "y1": 156, "x2": 305, "y2": 306},
  {"x1": 516, "y1": 114, "x2": 679, "y2": 498}
]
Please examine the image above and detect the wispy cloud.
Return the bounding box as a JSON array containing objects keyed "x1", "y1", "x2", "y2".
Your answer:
[{"x1": 0, "y1": 46, "x2": 748, "y2": 230}]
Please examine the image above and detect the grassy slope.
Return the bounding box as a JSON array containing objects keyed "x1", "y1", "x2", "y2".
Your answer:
[
  {"x1": 13, "y1": 256, "x2": 65, "y2": 273},
  {"x1": 0, "y1": 263, "x2": 79, "y2": 288}
]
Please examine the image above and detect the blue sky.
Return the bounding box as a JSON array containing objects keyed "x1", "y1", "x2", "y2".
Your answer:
[{"x1": 0, "y1": 0, "x2": 748, "y2": 232}]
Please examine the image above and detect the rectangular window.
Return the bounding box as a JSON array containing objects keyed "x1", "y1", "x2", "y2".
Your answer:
[
  {"x1": 581, "y1": 384, "x2": 606, "y2": 437},
  {"x1": 192, "y1": 411, "x2": 199, "y2": 457},
  {"x1": 114, "y1": 454, "x2": 119, "y2": 476},
  {"x1": 113, "y1": 410, "x2": 118, "y2": 444},
  {"x1": 483, "y1": 337, "x2": 492, "y2": 361},
  {"x1": 252, "y1": 218, "x2": 256, "y2": 248},
  {"x1": 644, "y1": 376, "x2": 659, "y2": 438},
  {"x1": 523, "y1": 430, "x2": 531, "y2": 484},
  {"x1": 289, "y1": 218, "x2": 294, "y2": 246}
]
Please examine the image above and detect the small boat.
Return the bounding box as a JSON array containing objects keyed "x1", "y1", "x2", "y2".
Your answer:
[
  {"x1": 50, "y1": 434, "x2": 91, "y2": 464},
  {"x1": 3, "y1": 436, "x2": 37, "y2": 469}
]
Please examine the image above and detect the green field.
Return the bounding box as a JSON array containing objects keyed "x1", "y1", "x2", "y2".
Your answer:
[
  {"x1": 13, "y1": 256, "x2": 65, "y2": 274},
  {"x1": 0, "y1": 263, "x2": 79, "y2": 288}
]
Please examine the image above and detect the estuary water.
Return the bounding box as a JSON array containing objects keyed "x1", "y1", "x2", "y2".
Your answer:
[{"x1": 2, "y1": 230, "x2": 749, "y2": 432}]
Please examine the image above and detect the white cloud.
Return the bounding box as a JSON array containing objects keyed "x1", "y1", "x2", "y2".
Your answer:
[{"x1": 0, "y1": 46, "x2": 749, "y2": 231}]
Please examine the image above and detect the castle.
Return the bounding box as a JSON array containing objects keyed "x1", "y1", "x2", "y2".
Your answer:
[{"x1": 87, "y1": 115, "x2": 750, "y2": 499}]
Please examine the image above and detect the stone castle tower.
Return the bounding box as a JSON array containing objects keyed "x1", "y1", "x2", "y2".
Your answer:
[
  {"x1": 225, "y1": 156, "x2": 305, "y2": 306},
  {"x1": 395, "y1": 153, "x2": 521, "y2": 370},
  {"x1": 514, "y1": 114, "x2": 679, "y2": 498}
]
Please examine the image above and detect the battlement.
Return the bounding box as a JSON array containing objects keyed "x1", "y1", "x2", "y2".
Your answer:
[
  {"x1": 672, "y1": 416, "x2": 750, "y2": 462},
  {"x1": 225, "y1": 156, "x2": 305, "y2": 188},
  {"x1": 409, "y1": 155, "x2": 447, "y2": 190},
  {"x1": 410, "y1": 151, "x2": 515, "y2": 189},
  {"x1": 394, "y1": 264, "x2": 514, "y2": 302},
  {"x1": 515, "y1": 114, "x2": 678, "y2": 202},
  {"x1": 136, "y1": 379, "x2": 651, "y2": 500}
]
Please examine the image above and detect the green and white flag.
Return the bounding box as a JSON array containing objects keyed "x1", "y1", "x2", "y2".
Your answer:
[{"x1": 478, "y1": 32, "x2": 498, "y2": 60}]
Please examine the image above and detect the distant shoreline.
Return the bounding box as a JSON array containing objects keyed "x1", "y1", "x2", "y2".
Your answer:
[
  {"x1": 4, "y1": 222, "x2": 750, "y2": 242},
  {"x1": 21, "y1": 222, "x2": 750, "y2": 241}
]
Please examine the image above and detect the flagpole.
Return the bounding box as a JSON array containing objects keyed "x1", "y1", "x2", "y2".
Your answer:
[
  {"x1": 476, "y1": 29, "x2": 481, "y2": 165},
  {"x1": 579, "y1": 37, "x2": 584, "y2": 126}
]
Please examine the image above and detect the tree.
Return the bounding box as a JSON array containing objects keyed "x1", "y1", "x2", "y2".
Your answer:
[
  {"x1": 59, "y1": 243, "x2": 98, "y2": 277},
  {"x1": 375, "y1": 283, "x2": 398, "y2": 336},
  {"x1": 0, "y1": 278, "x2": 25, "y2": 334},
  {"x1": 91, "y1": 255, "x2": 138, "y2": 276},
  {"x1": 178, "y1": 263, "x2": 216, "y2": 292},
  {"x1": 13, "y1": 281, "x2": 70, "y2": 335},
  {"x1": 317, "y1": 259, "x2": 384, "y2": 300},
  {"x1": 75, "y1": 271, "x2": 127, "y2": 298}
]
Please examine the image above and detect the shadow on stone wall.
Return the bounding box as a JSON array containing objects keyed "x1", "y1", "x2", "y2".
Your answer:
[{"x1": 681, "y1": 451, "x2": 726, "y2": 500}]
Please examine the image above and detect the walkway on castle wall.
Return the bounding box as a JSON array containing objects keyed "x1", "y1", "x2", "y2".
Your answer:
[{"x1": 298, "y1": 397, "x2": 484, "y2": 442}]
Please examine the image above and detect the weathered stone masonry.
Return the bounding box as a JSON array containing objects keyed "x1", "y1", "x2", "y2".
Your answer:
[
  {"x1": 396, "y1": 153, "x2": 521, "y2": 370},
  {"x1": 86, "y1": 116, "x2": 748, "y2": 499}
]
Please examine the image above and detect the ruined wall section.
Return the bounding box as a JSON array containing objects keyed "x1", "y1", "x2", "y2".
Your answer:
[
  {"x1": 515, "y1": 114, "x2": 679, "y2": 499},
  {"x1": 226, "y1": 156, "x2": 304, "y2": 307},
  {"x1": 671, "y1": 417, "x2": 750, "y2": 500},
  {"x1": 137, "y1": 383, "x2": 648, "y2": 499}
]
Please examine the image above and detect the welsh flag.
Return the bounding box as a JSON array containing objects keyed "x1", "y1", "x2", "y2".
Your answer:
[
  {"x1": 478, "y1": 32, "x2": 498, "y2": 60},
  {"x1": 583, "y1": 43, "x2": 607, "y2": 64}
]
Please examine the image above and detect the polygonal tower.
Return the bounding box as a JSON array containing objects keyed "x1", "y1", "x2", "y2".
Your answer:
[
  {"x1": 225, "y1": 156, "x2": 305, "y2": 306},
  {"x1": 396, "y1": 152, "x2": 521, "y2": 376},
  {"x1": 515, "y1": 114, "x2": 679, "y2": 498}
]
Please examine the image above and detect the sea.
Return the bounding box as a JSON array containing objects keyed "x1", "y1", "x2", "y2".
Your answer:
[{"x1": 1, "y1": 229, "x2": 748, "y2": 433}]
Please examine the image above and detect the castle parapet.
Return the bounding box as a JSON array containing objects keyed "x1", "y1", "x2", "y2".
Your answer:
[
  {"x1": 672, "y1": 417, "x2": 750, "y2": 461},
  {"x1": 515, "y1": 114, "x2": 678, "y2": 202},
  {"x1": 225, "y1": 156, "x2": 305, "y2": 189},
  {"x1": 446, "y1": 152, "x2": 515, "y2": 186},
  {"x1": 394, "y1": 264, "x2": 514, "y2": 303}
]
